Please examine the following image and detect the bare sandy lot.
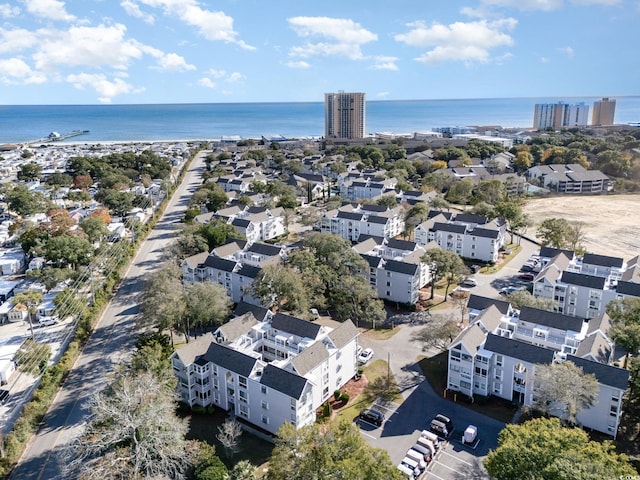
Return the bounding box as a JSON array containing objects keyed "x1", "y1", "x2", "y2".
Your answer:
[{"x1": 522, "y1": 194, "x2": 640, "y2": 260}]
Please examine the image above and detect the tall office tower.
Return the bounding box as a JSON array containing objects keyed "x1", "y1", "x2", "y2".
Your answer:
[
  {"x1": 592, "y1": 97, "x2": 616, "y2": 126},
  {"x1": 325, "y1": 91, "x2": 366, "y2": 139},
  {"x1": 533, "y1": 102, "x2": 589, "y2": 129}
]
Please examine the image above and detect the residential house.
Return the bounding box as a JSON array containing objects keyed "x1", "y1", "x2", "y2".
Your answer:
[
  {"x1": 171, "y1": 310, "x2": 359, "y2": 435},
  {"x1": 339, "y1": 175, "x2": 397, "y2": 202},
  {"x1": 527, "y1": 164, "x2": 611, "y2": 194},
  {"x1": 353, "y1": 236, "x2": 432, "y2": 305},
  {"x1": 415, "y1": 211, "x2": 507, "y2": 263},
  {"x1": 446, "y1": 296, "x2": 629, "y2": 436},
  {"x1": 320, "y1": 204, "x2": 405, "y2": 242}
]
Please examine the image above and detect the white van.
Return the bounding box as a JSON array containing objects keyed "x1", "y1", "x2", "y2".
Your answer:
[
  {"x1": 421, "y1": 429, "x2": 441, "y2": 447},
  {"x1": 405, "y1": 449, "x2": 427, "y2": 469},
  {"x1": 417, "y1": 436, "x2": 437, "y2": 456},
  {"x1": 401, "y1": 457, "x2": 422, "y2": 476},
  {"x1": 411, "y1": 442, "x2": 432, "y2": 461},
  {"x1": 397, "y1": 463, "x2": 415, "y2": 479}
]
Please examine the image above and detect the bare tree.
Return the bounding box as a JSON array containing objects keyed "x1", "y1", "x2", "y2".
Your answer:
[
  {"x1": 64, "y1": 370, "x2": 191, "y2": 480},
  {"x1": 216, "y1": 418, "x2": 243, "y2": 459},
  {"x1": 533, "y1": 361, "x2": 599, "y2": 425},
  {"x1": 566, "y1": 221, "x2": 587, "y2": 253},
  {"x1": 411, "y1": 314, "x2": 461, "y2": 352}
]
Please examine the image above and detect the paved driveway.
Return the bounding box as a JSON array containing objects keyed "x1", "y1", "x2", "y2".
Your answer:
[{"x1": 354, "y1": 240, "x2": 544, "y2": 477}]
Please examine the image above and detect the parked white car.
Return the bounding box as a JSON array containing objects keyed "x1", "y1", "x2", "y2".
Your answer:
[
  {"x1": 38, "y1": 316, "x2": 59, "y2": 327},
  {"x1": 358, "y1": 347, "x2": 374, "y2": 365}
]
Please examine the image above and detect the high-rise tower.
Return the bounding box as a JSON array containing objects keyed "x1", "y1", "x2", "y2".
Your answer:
[
  {"x1": 325, "y1": 92, "x2": 366, "y2": 139},
  {"x1": 592, "y1": 98, "x2": 616, "y2": 126},
  {"x1": 533, "y1": 102, "x2": 589, "y2": 129}
]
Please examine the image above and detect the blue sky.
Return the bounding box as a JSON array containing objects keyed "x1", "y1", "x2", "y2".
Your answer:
[{"x1": 0, "y1": 0, "x2": 638, "y2": 104}]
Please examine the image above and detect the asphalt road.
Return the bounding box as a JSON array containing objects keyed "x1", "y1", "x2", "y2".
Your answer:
[{"x1": 9, "y1": 151, "x2": 207, "y2": 480}]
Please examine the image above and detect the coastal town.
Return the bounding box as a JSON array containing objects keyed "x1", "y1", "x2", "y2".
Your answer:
[{"x1": 0, "y1": 93, "x2": 639, "y2": 479}]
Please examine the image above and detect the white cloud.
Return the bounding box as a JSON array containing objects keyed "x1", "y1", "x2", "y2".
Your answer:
[
  {"x1": 121, "y1": 0, "x2": 155, "y2": 24},
  {"x1": 394, "y1": 18, "x2": 516, "y2": 64},
  {"x1": 0, "y1": 28, "x2": 39, "y2": 55},
  {"x1": 285, "y1": 60, "x2": 310, "y2": 69},
  {"x1": 203, "y1": 68, "x2": 243, "y2": 82},
  {"x1": 21, "y1": 0, "x2": 76, "y2": 21},
  {"x1": 540, "y1": 56, "x2": 550, "y2": 63},
  {"x1": 135, "y1": 0, "x2": 254, "y2": 50},
  {"x1": 371, "y1": 55, "x2": 399, "y2": 71},
  {"x1": 66, "y1": 73, "x2": 137, "y2": 103},
  {"x1": 33, "y1": 24, "x2": 147, "y2": 71},
  {"x1": 155, "y1": 52, "x2": 195, "y2": 72},
  {"x1": 198, "y1": 77, "x2": 216, "y2": 89},
  {"x1": 0, "y1": 57, "x2": 46, "y2": 84},
  {"x1": 376, "y1": 91, "x2": 391, "y2": 99},
  {"x1": 471, "y1": 0, "x2": 619, "y2": 11},
  {"x1": 0, "y1": 3, "x2": 20, "y2": 17},
  {"x1": 287, "y1": 16, "x2": 377, "y2": 61},
  {"x1": 559, "y1": 45, "x2": 575, "y2": 58}
]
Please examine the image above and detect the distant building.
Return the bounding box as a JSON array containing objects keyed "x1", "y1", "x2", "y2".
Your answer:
[
  {"x1": 325, "y1": 92, "x2": 366, "y2": 139},
  {"x1": 592, "y1": 97, "x2": 616, "y2": 126},
  {"x1": 533, "y1": 102, "x2": 589, "y2": 129}
]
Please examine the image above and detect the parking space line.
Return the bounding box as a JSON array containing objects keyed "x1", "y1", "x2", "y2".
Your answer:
[
  {"x1": 425, "y1": 469, "x2": 448, "y2": 480},
  {"x1": 432, "y1": 460, "x2": 458, "y2": 472},
  {"x1": 441, "y1": 449, "x2": 473, "y2": 466},
  {"x1": 360, "y1": 430, "x2": 376, "y2": 439}
]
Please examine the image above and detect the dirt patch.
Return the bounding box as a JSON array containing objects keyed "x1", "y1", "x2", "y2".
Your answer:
[
  {"x1": 522, "y1": 194, "x2": 640, "y2": 260},
  {"x1": 333, "y1": 375, "x2": 369, "y2": 410}
]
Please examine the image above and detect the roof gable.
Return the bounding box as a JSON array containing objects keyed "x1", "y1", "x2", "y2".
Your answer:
[
  {"x1": 260, "y1": 364, "x2": 308, "y2": 399},
  {"x1": 484, "y1": 334, "x2": 554, "y2": 365},
  {"x1": 519, "y1": 306, "x2": 585, "y2": 332},
  {"x1": 271, "y1": 313, "x2": 322, "y2": 340}
]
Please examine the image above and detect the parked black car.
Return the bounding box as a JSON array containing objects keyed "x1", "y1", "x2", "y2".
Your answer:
[
  {"x1": 430, "y1": 413, "x2": 453, "y2": 437},
  {"x1": 359, "y1": 408, "x2": 384, "y2": 427}
]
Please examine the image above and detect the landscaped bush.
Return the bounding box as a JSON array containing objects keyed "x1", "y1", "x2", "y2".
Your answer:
[
  {"x1": 340, "y1": 392, "x2": 350, "y2": 403},
  {"x1": 334, "y1": 390, "x2": 341, "y2": 401}
]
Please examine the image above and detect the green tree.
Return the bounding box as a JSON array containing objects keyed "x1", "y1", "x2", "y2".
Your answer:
[
  {"x1": 39, "y1": 234, "x2": 93, "y2": 269},
  {"x1": 266, "y1": 421, "x2": 402, "y2": 480},
  {"x1": 230, "y1": 460, "x2": 256, "y2": 480},
  {"x1": 475, "y1": 179, "x2": 506, "y2": 205},
  {"x1": 330, "y1": 276, "x2": 385, "y2": 328},
  {"x1": 12, "y1": 290, "x2": 44, "y2": 339},
  {"x1": 533, "y1": 361, "x2": 599, "y2": 424},
  {"x1": 446, "y1": 179, "x2": 475, "y2": 205},
  {"x1": 139, "y1": 263, "x2": 186, "y2": 345},
  {"x1": 80, "y1": 216, "x2": 109, "y2": 243},
  {"x1": 376, "y1": 195, "x2": 397, "y2": 208},
  {"x1": 504, "y1": 290, "x2": 555, "y2": 311},
  {"x1": 16, "y1": 162, "x2": 43, "y2": 182},
  {"x1": 422, "y1": 249, "x2": 468, "y2": 299},
  {"x1": 606, "y1": 297, "x2": 640, "y2": 368},
  {"x1": 495, "y1": 201, "x2": 528, "y2": 244},
  {"x1": 250, "y1": 264, "x2": 311, "y2": 315},
  {"x1": 3, "y1": 184, "x2": 52, "y2": 216},
  {"x1": 97, "y1": 189, "x2": 135, "y2": 217},
  {"x1": 536, "y1": 217, "x2": 571, "y2": 248},
  {"x1": 197, "y1": 220, "x2": 242, "y2": 251},
  {"x1": 183, "y1": 281, "x2": 232, "y2": 337},
  {"x1": 484, "y1": 418, "x2": 635, "y2": 480}
]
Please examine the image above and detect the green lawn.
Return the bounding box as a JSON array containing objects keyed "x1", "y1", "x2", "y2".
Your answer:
[
  {"x1": 418, "y1": 352, "x2": 517, "y2": 424},
  {"x1": 334, "y1": 359, "x2": 402, "y2": 425},
  {"x1": 183, "y1": 408, "x2": 274, "y2": 470}
]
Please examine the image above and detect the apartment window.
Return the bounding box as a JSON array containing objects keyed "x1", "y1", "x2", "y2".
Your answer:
[
  {"x1": 261, "y1": 415, "x2": 269, "y2": 425},
  {"x1": 386, "y1": 271, "x2": 391, "y2": 277},
  {"x1": 261, "y1": 401, "x2": 269, "y2": 410},
  {"x1": 291, "y1": 399, "x2": 296, "y2": 411},
  {"x1": 450, "y1": 364, "x2": 460, "y2": 372},
  {"x1": 610, "y1": 405, "x2": 618, "y2": 416},
  {"x1": 239, "y1": 390, "x2": 247, "y2": 402},
  {"x1": 612, "y1": 394, "x2": 620, "y2": 403},
  {"x1": 261, "y1": 385, "x2": 268, "y2": 394},
  {"x1": 212, "y1": 366, "x2": 217, "y2": 376},
  {"x1": 239, "y1": 404, "x2": 248, "y2": 418},
  {"x1": 386, "y1": 281, "x2": 391, "y2": 287},
  {"x1": 474, "y1": 367, "x2": 487, "y2": 377},
  {"x1": 238, "y1": 376, "x2": 247, "y2": 388},
  {"x1": 460, "y1": 381, "x2": 471, "y2": 389}
]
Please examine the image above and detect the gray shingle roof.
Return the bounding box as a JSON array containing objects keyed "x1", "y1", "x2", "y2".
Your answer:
[
  {"x1": 567, "y1": 355, "x2": 629, "y2": 389},
  {"x1": 582, "y1": 253, "x2": 624, "y2": 268},
  {"x1": 326, "y1": 320, "x2": 359, "y2": 349},
  {"x1": 454, "y1": 213, "x2": 488, "y2": 225},
  {"x1": 202, "y1": 341, "x2": 258, "y2": 377},
  {"x1": 386, "y1": 238, "x2": 417, "y2": 251},
  {"x1": 428, "y1": 210, "x2": 453, "y2": 220},
  {"x1": 237, "y1": 264, "x2": 261, "y2": 279},
  {"x1": 174, "y1": 332, "x2": 217, "y2": 365},
  {"x1": 574, "y1": 331, "x2": 612, "y2": 364},
  {"x1": 616, "y1": 281, "x2": 640, "y2": 298},
  {"x1": 484, "y1": 334, "x2": 554, "y2": 365},
  {"x1": 231, "y1": 218, "x2": 251, "y2": 228},
  {"x1": 233, "y1": 301, "x2": 271, "y2": 321},
  {"x1": 539, "y1": 247, "x2": 575, "y2": 260},
  {"x1": 216, "y1": 312, "x2": 259, "y2": 343},
  {"x1": 367, "y1": 215, "x2": 388, "y2": 224},
  {"x1": 467, "y1": 294, "x2": 510, "y2": 315},
  {"x1": 260, "y1": 364, "x2": 308, "y2": 399},
  {"x1": 247, "y1": 243, "x2": 282, "y2": 256},
  {"x1": 470, "y1": 227, "x2": 500, "y2": 239},
  {"x1": 519, "y1": 306, "x2": 585, "y2": 332},
  {"x1": 560, "y1": 271, "x2": 606, "y2": 289},
  {"x1": 452, "y1": 324, "x2": 486, "y2": 355},
  {"x1": 290, "y1": 341, "x2": 329, "y2": 376},
  {"x1": 432, "y1": 222, "x2": 467, "y2": 234},
  {"x1": 360, "y1": 254, "x2": 383, "y2": 269},
  {"x1": 204, "y1": 256, "x2": 237, "y2": 272},
  {"x1": 271, "y1": 313, "x2": 322, "y2": 340},
  {"x1": 337, "y1": 211, "x2": 364, "y2": 221},
  {"x1": 384, "y1": 259, "x2": 419, "y2": 275},
  {"x1": 361, "y1": 204, "x2": 388, "y2": 212}
]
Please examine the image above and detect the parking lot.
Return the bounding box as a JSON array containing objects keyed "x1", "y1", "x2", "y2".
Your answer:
[{"x1": 423, "y1": 435, "x2": 490, "y2": 480}]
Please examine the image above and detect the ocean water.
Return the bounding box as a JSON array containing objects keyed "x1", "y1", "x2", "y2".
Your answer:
[{"x1": 0, "y1": 96, "x2": 639, "y2": 144}]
